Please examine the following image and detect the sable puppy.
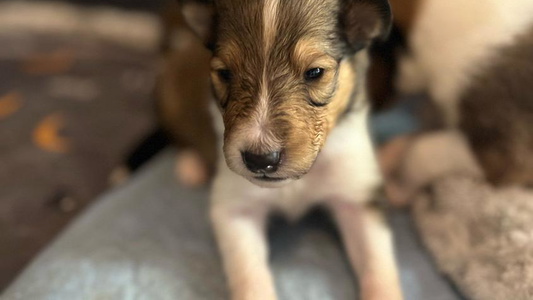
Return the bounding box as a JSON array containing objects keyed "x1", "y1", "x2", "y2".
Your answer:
[
  {"x1": 394, "y1": 0, "x2": 533, "y2": 193},
  {"x1": 179, "y1": 0, "x2": 402, "y2": 299}
]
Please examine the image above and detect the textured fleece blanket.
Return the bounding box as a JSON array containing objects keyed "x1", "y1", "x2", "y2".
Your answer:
[{"x1": 413, "y1": 175, "x2": 533, "y2": 300}]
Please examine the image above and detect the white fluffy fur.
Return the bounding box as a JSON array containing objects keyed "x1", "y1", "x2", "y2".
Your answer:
[{"x1": 399, "y1": 0, "x2": 533, "y2": 126}]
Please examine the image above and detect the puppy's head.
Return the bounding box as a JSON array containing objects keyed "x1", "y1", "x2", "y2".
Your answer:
[{"x1": 180, "y1": 0, "x2": 391, "y2": 187}]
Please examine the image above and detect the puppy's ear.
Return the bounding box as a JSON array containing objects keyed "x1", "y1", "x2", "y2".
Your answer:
[
  {"x1": 178, "y1": 0, "x2": 216, "y2": 49},
  {"x1": 340, "y1": 0, "x2": 392, "y2": 53}
]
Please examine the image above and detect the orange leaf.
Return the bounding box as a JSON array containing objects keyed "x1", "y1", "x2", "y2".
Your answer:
[
  {"x1": 33, "y1": 113, "x2": 70, "y2": 153},
  {"x1": 0, "y1": 91, "x2": 23, "y2": 119}
]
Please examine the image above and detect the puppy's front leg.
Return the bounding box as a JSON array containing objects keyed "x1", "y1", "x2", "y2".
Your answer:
[
  {"x1": 211, "y1": 204, "x2": 277, "y2": 300},
  {"x1": 330, "y1": 199, "x2": 403, "y2": 300}
]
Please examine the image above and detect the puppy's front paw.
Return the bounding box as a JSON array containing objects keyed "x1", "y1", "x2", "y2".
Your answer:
[
  {"x1": 175, "y1": 149, "x2": 209, "y2": 187},
  {"x1": 361, "y1": 278, "x2": 403, "y2": 300},
  {"x1": 363, "y1": 290, "x2": 403, "y2": 300},
  {"x1": 232, "y1": 288, "x2": 277, "y2": 300}
]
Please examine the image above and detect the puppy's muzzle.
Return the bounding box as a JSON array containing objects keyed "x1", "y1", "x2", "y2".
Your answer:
[{"x1": 241, "y1": 151, "x2": 282, "y2": 174}]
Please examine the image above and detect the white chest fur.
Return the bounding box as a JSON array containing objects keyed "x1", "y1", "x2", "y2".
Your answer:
[{"x1": 210, "y1": 107, "x2": 381, "y2": 220}]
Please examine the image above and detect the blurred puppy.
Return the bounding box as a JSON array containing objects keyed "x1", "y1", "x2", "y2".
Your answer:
[
  {"x1": 173, "y1": 0, "x2": 403, "y2": 299},
  {"x1": 390, "y1": 0, "x2": 533, "y2": 201},
  {"x1": 156, "y1": 1, "x2": 217, "y2": 187}
]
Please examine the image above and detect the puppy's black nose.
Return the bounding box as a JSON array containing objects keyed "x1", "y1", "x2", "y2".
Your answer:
[{"x1": 242, "y1": 151, "x2": 281, "y2": 174}]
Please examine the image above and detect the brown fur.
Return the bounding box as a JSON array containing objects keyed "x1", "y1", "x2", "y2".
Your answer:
[{"x1": 459, "y1": 25, "x2": 533, "y2": 187}]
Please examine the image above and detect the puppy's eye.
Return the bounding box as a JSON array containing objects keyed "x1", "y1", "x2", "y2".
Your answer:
[
  {"x1": 304, "y1": 68, "x2": 324, "y2": 81},
  {"x1": 217, "y1": 69, "x2": 233, "y2": 83}
]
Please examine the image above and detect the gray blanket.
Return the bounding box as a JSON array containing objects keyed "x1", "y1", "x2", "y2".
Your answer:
[{"x1": 2, "y1": 150, "x2": 460, "y2": 300}]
